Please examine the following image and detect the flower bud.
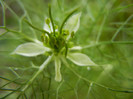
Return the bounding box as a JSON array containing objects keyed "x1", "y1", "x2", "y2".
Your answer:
[{"x1": 45, "y1": 18, "x2": 51, "y2": 25}]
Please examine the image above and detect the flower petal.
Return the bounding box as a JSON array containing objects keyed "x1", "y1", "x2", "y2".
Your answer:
[
  {"x1": 64, "y1": 12, "x2": 81, "y2": 35},
  {"x1": 67, "y1": 53, "x2": 96, "y2": 66},
  {"x1": 55, "y1": 56, "x2": 62, "y2": 82},
  {"x1": 69, "y1": 46, "x2": 82, "y2": 50},
  {"x1": 12, "y1": 42, "x2": 50, "y2": 57}
]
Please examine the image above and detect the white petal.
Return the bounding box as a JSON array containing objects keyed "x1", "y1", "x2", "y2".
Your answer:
[
  {"x1": 12, "y1": 42, "x2": 50, "y2": 57},
  {"x1": 55, "y1": 56, "x2": 62, "y2": 82},
  {"x1": 69, "y1": 46, "x2": 82, "y2": 50},
  {"x1": 64, "y1": 12, "x2": 81, "y2": 34},
  {"x1": 67, "y1": 53, "x2": 96, "y2": 66}
]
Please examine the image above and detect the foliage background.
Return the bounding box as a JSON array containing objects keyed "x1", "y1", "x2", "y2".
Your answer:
[{"x1": 0, "y1": 0, "x2": 133, "y2": 99}]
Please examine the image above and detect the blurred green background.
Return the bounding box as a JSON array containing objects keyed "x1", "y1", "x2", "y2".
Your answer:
[{"x1": 0, "y1": 0, "x2": 133, "y2": 99}]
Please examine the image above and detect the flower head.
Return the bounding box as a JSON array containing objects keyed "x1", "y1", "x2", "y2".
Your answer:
[{"x1": 12, "y1": 7, "x2": 96, "y2": 82}]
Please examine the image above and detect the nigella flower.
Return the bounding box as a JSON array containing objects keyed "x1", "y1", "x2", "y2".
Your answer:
[{"x1": 12, "y1": 7, "x2": 96, "y2": 83}]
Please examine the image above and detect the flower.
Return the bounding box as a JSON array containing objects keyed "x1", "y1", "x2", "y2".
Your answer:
[{"x1": 12, "y1": 10, "x2": 96, "y2": 82}]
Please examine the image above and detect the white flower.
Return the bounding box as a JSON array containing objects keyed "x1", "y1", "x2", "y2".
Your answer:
[{"x1": 12, "y1": 12, "x2": 96, "y2": 82}]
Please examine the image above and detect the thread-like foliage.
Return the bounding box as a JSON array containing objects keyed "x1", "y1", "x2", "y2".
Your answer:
[{"x1": 0, "y1": 0, "x2": 133, "y2": 99}]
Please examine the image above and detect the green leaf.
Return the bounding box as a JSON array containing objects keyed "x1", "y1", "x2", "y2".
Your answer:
[
  {"x1": 55, "y1": 56, "x2": 62, "y2": 82},
  {"x1": 67, "y1": 53, "x2": 96, "y2": 66},
  {"x1": 12, "y1": 42, "x2": 50, "y2": 57},
  {"x1": 64, "y1": 12, "x2": 81, "y2": 37}
]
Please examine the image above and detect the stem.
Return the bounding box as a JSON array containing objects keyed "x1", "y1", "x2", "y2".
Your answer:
[
  {"x1": 56, "y1": 80, "x2": 64, "y2": 99},
  {"x1": 4, "y1": 27, "x2": 34, "y2": 42},
  {"x1": 0, "y1": 0, "x2": 6, "y2": 26},
  {"x1": 82, "y1": 41, "x2": 133, "y2": 49},
  {"x1": 4, "y1": 2, "x2": 19, "y2": 20},
  {"x1": 24, "y1": 19, "x2": 51, "y2": 37},
  {"x1": 48, "y1": 5, "x2": 55, "y2": 36},
  {"x1": 111, "y1": 14, "x2": 133, "y2": 41},
  {"x1": 0, "y1": 31, "x2": 8, "y2": 37},
  {"x1": 0, "y1": 76, "x2": 22, "y2": 85},
  {"x1": 86, "y1": 82, "x2": 93, "y2": 99},
  {"x1": 96, "y1": 14, "x2": 107, "y2": 43},
  {"x1": 61, "y1": 57, "x2": 82, "y2": 79},
  {"x1": 17, "y1": 0, "x2": 37, "y2": 39},
  {"x1": 1, "y1": 87, "x2": 22, "y2": 99},
  {"x1": 21, "y1": 55, "x2": 53, "y2": 92},
  {"x1": 61, "y1": 57, "x2": 133, "y2": 93},
  {"x1": 47, "y1": 77, "x2": 51, "y2": 99}
]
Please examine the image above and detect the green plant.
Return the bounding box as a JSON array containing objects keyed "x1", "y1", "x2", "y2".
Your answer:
[{"x1": 1, "y1": 0, "x2": 133, "y2": 99}]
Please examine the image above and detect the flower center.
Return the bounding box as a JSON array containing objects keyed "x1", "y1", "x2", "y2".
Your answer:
[{"x1": 41, "y1": 30, "x2": 71, "y2": 55}]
